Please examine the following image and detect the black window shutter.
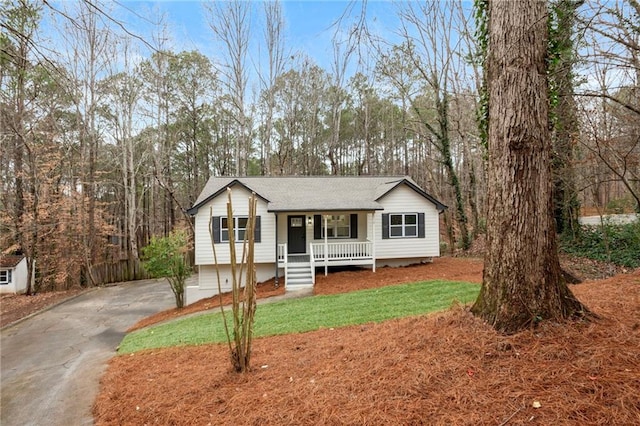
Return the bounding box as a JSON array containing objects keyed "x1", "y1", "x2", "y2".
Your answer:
[
  {"x1": 212, "y1": 216, "x2": 221, "y2": 243},
  {"x1": 314, "y1": 214, "x2": 322, "y2": 239},
  {"x1": 382, "y1": 213, "x2": 389, "y2": 239},
  {"x1": 418, "y1": 213, "x2": 425, "y2": 238},
  {"x1": 350, "y1": 214, "x2": 358, "y2": 238},
  {"x1": 254, "y1": 216, "x2": 261, "y2": 242}
]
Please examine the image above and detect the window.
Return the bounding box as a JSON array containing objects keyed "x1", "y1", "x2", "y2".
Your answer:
[
  {"x1": 221, "y1": 217, "x2": 249, "y2": 242},
  {"x1": 314, "y1": 214, "x2": 358, "y2": 240},
  {"x1": 212, "y1": 216, "x2": 261, "y2": 244},
  {"x1": 322, "y1": 215, "x2": 350, "y2": 239},
  {"x1": 382, "y1": 213, "x2": 425, "y2": 239},
  {"x1": 389, "y1": 213, "x2": 418, "y2": 238},
  {"x1": 0, "y1": 270, "x2": 11, "y2": 285}
]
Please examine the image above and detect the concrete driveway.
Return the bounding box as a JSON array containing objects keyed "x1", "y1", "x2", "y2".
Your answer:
[
  {"x1": 1, "y1": 278, "x2": 175, "y2": 426},
  {"x1": 579, "y1": 213, "x2": 638, "y2": 225}
]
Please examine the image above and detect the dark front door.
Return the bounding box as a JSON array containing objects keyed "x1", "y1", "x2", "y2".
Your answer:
[{"x1": 287, "y1": 215, "x2": 306, "y2": 254}]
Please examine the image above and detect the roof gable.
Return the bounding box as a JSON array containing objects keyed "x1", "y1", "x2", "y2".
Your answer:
[
  {"x1": 189, "y1": 176, "x2": 446, "y2": 214},
  {"x1": 375, "y1": 179, "x2": 447, "y2": 212},
  {"x1": 187, "y1": 179, "x2": 270, "y2": 215}
]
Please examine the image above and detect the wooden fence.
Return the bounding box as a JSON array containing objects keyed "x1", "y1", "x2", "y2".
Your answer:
[
  {"x1": 84, "y1": 259, "x2": 149, "y2": 286},
  {"x1": 84, "y1": 251, "x2": 195, "y2": 287}
]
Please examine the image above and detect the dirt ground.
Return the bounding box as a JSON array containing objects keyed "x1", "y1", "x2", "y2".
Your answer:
[{"x1": 93, "y1": 257, "x2": 640, "y2": 425}]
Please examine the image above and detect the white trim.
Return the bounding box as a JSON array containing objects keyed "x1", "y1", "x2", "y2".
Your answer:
[
  {"x1": 388, "y1": 213, "x2": 419, "y2": 238},
  {"x1": 0, "y1": 269, "x2": 12, "y2": 285}
]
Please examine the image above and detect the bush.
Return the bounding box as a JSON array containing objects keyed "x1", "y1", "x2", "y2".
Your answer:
[
  {"x1": 605, "y1": 197, "x2": 635, "y2": 214},
  {"x1": 561, "y1": 220, "x2": 640, "y2": 268},
  {"x1": 142, "y1": 231, "x2": 191, "y2": 308}
]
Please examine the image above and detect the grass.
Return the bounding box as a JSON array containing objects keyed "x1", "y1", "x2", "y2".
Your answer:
[{"x1": 118, "y1": 280, "x2": 480, "y2": 354}]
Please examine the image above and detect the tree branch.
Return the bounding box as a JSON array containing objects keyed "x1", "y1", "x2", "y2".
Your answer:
[{"x1": 576, "y1": 92, "x2": 640, "y2": 116}]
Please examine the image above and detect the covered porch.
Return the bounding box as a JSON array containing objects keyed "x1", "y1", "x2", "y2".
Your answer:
[
  {"x1": 278, "y1": 240, "x2": 375, "y2": 269},
  {"x1": 275, "y1": 212, "x2": 376, "y2": 289},
  {"x1": 277, "y1": 240, "x2": 375, "y2": 289}
]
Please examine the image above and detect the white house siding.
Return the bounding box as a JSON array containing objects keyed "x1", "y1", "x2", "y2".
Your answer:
[
  {"x1": 0, "y1": 258, "x2": 28, "y2": 294},
  {"x1": 194, "y1": 186, "x2": 276, "y2": 265},
  {"x1": 276, "y1": 213, "x2": 295, "y2": 249},
  {"x1": 374, "y1": 184, "x2": 440, "y2": 261},
  {"x1": 186, "y1": 263, "x2": 275, "y2": 305}
]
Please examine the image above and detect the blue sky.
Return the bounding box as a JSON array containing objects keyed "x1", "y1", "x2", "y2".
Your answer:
[{"x1": 117, "y1": 1, "x2": 398, "y2": 69}]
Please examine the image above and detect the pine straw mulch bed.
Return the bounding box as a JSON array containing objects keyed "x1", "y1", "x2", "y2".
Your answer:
[{"x1": 94, "y1": 261, "x2": 640, "y2": 425}]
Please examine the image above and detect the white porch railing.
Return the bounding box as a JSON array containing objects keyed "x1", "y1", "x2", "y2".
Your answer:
[
  {"x1": 277, "y1": 243, "x2": 287, "y2": 263},
  {"x1": 309, "y1": 243, "x2": 316, "y2": 284},
  {"x1": 310, "y1": 240, "x2": 373, "y2": 262},
  {"x1": 279, "y1": 240, "x2": 374, "y2": 281},
  {"x1": 277, "y1": 243, "x2": 287, "y2": 284}
]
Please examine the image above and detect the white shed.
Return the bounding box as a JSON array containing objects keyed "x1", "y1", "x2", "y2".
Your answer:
[{"x1": 0, "y1": 255, "x2": 29, "y2": 294}]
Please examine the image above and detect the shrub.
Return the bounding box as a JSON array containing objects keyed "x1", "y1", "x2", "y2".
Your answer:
[
  {"x1": 141, "y1": 231, "x2": 191, "y2": 308},
  {"x1": 561, "y1": 220, "x2": 640, "y2": 268}
]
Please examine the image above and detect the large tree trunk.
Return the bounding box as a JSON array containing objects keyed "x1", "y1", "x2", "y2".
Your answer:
[{"x1": 471, "y1": 0, "x2": 588, "y2": 334}]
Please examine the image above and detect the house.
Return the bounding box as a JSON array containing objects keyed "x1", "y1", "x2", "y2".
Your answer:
[
  {"x1": 186, "y1": 176, "x2": 447, "y2": 305},
  {"x1": 0, "y1": 255, "x2": 29, "y2": 294}
]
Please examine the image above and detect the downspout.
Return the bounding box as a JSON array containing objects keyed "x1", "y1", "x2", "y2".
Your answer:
[{"x1": 274, "y1": 213, "x2": 279, "y2": 287}]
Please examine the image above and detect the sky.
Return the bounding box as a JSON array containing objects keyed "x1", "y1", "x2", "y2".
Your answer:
[{"x1": 115, "y1": 1, "x2": 399, "y2": 70}]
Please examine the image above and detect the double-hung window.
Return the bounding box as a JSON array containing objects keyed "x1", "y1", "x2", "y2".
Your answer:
[
  {"x1": 323, "y1": 215, "x2": 350, "y2": 239},
  {"x1": 314, "y1": 214, "x2": 358, "y2": 240},
  {"x1": 0, "y1": 270, "x2": 11, "y2": 285},
  {"x1": 211, "y1": 215, "x2": 261, "y2": 244},
  {"x1": 220, "y1": 217, "x2": 249, "y2": 242},
  {"x1": 389, "y1": 213, "x2": 418, "y2": 238}
]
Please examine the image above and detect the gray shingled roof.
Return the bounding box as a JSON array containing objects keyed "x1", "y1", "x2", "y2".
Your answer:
[{"x1": 189, "y1": 176, "x2": 446, "y2": 214}]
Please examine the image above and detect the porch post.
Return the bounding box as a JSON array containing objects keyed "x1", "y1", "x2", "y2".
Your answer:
[
  {"x1": 370, "y1": 212, "x2": 376, "y2": 272},
  {"x1": 274, "y1": 213, "x2": 279, "y2": 286},
  {"x1": 324, "y1": 214, "x2": 328, "y2": 276}
]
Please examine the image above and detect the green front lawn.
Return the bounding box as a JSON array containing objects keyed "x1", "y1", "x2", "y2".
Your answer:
[{"x1": 118, "y1": 280, "x2": 479, "y2": 354}]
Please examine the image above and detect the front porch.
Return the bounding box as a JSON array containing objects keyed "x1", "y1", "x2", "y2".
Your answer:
[
  {"x1": 275, "y1": 211, "x2": 377, "y2": 290},
  {"x1": 277, "y1": 240, "x2": 375, "y2": 290}
]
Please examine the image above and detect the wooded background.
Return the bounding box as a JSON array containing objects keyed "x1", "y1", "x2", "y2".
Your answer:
[{"x1": 1, "y1": 0, "x2": 638, "y2": 292}]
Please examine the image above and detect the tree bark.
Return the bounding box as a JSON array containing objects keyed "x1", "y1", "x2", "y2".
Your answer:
[{"x1": 471, "y1": 0, "x2": 588, "y2": 334}]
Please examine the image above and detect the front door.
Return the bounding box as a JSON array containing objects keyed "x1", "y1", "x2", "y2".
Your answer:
[{"x1": 287, "y1": 215, "x2": 306, "y2": 254}]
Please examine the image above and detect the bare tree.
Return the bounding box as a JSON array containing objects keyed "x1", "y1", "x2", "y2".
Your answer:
[
  {"x1": 205, "y1": 0, "x2": 252, "y2": 176},
  {"x1": 256, "y1": 0, "x2": 287, "y2": 175},
  {"x1": 100, "y1": 37, "x2": 143, "y2": 260},
  {"x1": 575, "y1": 0, "x2": 640, "y2": 212},
  {"x1": 58, "y1": 0, "x2": 113, "y2": 283},
  {"x1": 391, "y1": 1, "x2": 473, "y2": 250}
]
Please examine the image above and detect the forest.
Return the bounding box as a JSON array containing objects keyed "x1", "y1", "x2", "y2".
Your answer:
[{"x1": 1, "y1": 0, "x2": 638, "y2": 293}]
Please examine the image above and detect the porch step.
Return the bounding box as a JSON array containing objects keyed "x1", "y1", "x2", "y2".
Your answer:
[{"x1": 286, "y1": 262, "x2": 313, "y2": 289}]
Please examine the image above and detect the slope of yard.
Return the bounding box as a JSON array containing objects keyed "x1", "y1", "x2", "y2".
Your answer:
[
  {"x1": 119, "y1": 280, "x2": 480, "y2": 353},
  {"x1": 93, "y1": 258, "x2": 640, "y2": 425}
]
